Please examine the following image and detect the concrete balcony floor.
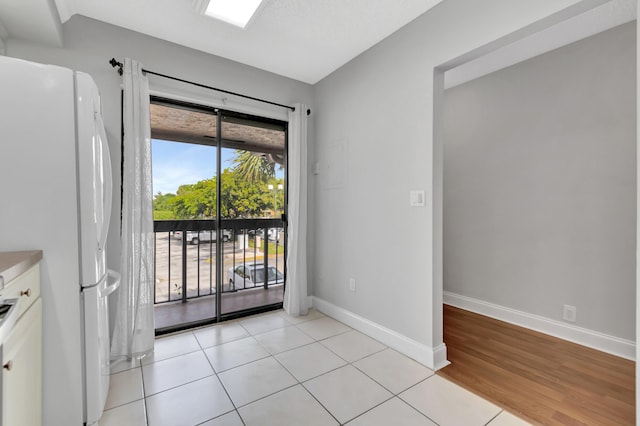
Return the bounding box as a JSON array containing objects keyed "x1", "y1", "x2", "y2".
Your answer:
[{"x1": 154, "y1": 285, "x2": 284, "y2": 330}]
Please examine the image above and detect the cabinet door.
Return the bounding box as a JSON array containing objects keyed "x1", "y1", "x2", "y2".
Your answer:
[
  {"x1": 3, "y1": 298, "x2": 42, "y2": 426},
  {"x1": 2, "y1": 264, "x2": 41, "y2": 320}
]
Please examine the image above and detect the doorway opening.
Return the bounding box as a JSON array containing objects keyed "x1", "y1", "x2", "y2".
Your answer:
[
  {"x1": 149, "y1": 97, "x2": 288, "y2": 334},
  {"x1": 432, "y1": 2, "x2": 636, "y2": 424}
]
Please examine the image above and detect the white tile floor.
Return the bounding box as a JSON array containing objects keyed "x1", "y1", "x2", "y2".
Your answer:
[{"x1": 104, "y1": 309, "x2": 532, "y2": 426}]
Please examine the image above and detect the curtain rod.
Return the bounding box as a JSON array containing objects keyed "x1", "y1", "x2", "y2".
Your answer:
[{"x1": 109, "y1": 58, "x2": 310, "y2": 115}]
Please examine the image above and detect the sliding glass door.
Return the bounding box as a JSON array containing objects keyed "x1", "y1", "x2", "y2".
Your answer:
[
  {"x1": 219, "y1": 114, "x2": 287, "y2": 317},
  {"x1": 150, "y1": 97, "x2": 287, "y2": 333}
]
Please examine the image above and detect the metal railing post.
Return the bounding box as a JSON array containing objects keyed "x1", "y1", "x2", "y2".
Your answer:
[
  {"x1": 263, "y1": 228, "x2": 269, "y2": 290},
  {"x1": 181, "y1": 235, "x2": 188, "y2": 303},
  {"x1": 153, "y1": 232, "x2": 157, "y2": 304}
]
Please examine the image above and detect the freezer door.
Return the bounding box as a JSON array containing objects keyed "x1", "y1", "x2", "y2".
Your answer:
[
  {"x1": 76, "y1": 72, "x2": 113, "y2": 287},
  {"x1": 83, "y1": 270, "x2": 120, "y2": 425}
]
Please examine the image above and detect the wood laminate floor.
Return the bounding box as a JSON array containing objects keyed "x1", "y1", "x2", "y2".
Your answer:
[{"x1": 438, "y1": 304, "x2": 635, "y2": 425}]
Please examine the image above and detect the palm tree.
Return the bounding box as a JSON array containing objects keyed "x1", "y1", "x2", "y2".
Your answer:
[{"x1": 233, "y1": 150, "x2": 280, "y2": 183}]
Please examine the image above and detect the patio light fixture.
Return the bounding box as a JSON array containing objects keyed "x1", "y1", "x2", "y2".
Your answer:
[{"x1": 268, "y1": 183, "x2": 283, "y2": 217}]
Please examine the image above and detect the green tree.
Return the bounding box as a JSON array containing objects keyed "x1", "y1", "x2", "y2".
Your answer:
[
  {"x1": 171, "y1": 179, "x2": 216, "y2": 219},
  {"x1": 153, "y1": 192, "x2": 177, "y2": 220},
  {"x1": 152, "y1": 164, "x2": 285, "y2": 220},
  {"x1": 220, "y1": 169, "x2": 278, "y2": 218}
]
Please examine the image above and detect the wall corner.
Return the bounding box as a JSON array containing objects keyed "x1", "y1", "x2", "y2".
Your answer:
[{"x1": 0, "y1": 21, "x2": 7, "y2": 56}]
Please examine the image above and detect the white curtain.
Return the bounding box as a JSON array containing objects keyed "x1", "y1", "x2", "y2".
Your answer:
[
  {"x1": 111, "y1": 59, "x2": 155, "y2": 360},
  {"x1": 284, "y1": 104, "x2": 309, "y2": 316}
]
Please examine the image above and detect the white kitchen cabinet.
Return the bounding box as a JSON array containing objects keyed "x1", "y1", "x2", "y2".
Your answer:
[{"x1": 0, "y1": 256, "x2": 42, "y2": 426}]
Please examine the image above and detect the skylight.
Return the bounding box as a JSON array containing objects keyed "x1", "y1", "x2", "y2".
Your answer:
[{"x1": 204, "y1": 0, "x2": 264, "y2": 29}]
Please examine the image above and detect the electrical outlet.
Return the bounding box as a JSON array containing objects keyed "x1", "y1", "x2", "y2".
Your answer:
[
  {"x1": 349, "y1": 278, "x2": 356, "y2": 292},
  {"x1": 563, "y1": 304, "x2": 576, "y2": 322}
]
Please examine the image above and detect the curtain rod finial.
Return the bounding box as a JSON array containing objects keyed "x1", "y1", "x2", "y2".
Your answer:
[{"x1": 109, "y1": 58, "x2": 123, "y2": 76}]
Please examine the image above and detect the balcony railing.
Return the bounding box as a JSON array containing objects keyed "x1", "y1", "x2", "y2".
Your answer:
[{"x1": 153, "y1": 219, "x2": 286, "y2": 307}]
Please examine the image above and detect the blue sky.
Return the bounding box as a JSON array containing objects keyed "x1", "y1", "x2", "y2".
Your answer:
[
  {"x1": 152, "y1": 139, "x2": 284, "y2": 195},
  {"x1": 152, "y1": 139, "x2": 232, "y2": 195}
]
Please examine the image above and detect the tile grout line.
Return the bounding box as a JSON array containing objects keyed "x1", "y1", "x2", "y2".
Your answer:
[
  {"x1": 483, "y1": 409, "x2": 504, "y2": 426},
  {"x1": 339, "y1": 394, "x2": 397, "y2": 425},
  {"x1": 319, "y1": 340, "x2": 387, "y2": 366},
  {"x1": 141, "y1": 350, "x2": 217, "y2": 398},
  {"x1": 394, "y1": 375, "x2": 444, "y2": 425},
  {"x1": 138, "y1": 360, "x2": 150, "y2": 426},
  {"x1": 103, "y1": 365, "x2": 141, "y2": 410},
  {"x1": 140, "y1": 330, "x2": 201, "y2": 366},
  {"x1": 233, "y1": 381, "x2": 301, "y2": 411},
  {"x1": 297, "y1": 381, "x2": 342, "y2": 425}
]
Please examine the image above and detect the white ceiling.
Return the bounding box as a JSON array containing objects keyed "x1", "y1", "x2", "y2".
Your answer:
[
  {"x1": 52, "y1": 0, "x2": 444, "y2": 84},
  {"x1": 0, "y1": 0, "x2": 635, "y2": 86},
  {"x1": 445, "y1": 0, "x2": 636, "y2": 89},
  {"x1": 0, "y1": 0, "x2": 63, "y2": 47}
]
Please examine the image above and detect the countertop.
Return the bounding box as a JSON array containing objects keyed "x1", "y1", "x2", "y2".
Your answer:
[{"x1": 0, "y1": 250, "x2": 43, "y2": 287}]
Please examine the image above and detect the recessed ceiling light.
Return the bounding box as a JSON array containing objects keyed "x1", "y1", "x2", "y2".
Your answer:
[{"x1": 201, "y1": 0, "x2": 264, "y2": 29}]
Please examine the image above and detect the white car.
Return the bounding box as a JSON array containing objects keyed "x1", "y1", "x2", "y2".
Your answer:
[
  {"x1": 267, "y1": 228, "x2": 284, "y2": 242},
  {"x1": 174, "y1": 229, "x2": 231, "y2": 245},
  {"x1": 247, "y1": 228, "x2": 282, "y2": 241},
  {"x1": 227, "y1": 264, "x2": 284, "y2": 290}
]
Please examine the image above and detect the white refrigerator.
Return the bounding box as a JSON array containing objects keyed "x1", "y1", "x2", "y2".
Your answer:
[{"x1": 0, "y1": 56, "x2": 120, "y2": 425}]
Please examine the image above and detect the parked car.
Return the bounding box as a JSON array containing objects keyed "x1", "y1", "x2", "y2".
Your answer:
[
  {"x1": 173, "y1": 229, "x2": 231, "y2": 245},
  {"x1": 227, "y1": 264, "x2": 284, "y2": 290},
  {"x1": 247, "y1": 228, "x2": 263, "y2": 238},
  {"x1": 267, "y1": 228, "x2": 284, "y2": 242},
  {"x1": 246, "y1": 228, "x2": 283, "y2": 242}
]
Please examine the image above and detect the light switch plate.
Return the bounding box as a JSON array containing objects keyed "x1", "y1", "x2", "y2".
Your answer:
[{"x1": 410, "y1": 190, "x2": 425, "y2": 207}]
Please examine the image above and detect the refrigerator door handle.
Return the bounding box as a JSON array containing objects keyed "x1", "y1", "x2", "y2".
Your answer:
[{"x1": 96, "y1": 113, "x2": 113, "y2": 253}]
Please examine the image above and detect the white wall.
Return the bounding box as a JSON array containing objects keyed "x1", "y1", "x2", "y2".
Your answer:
[
  {"x1": 636, "y1": 2, "x2": 640, "y2": 421},
  {"x1": 443, "y1": 23, "x2": 636, "y2": 342},
  {"x1": 311, "y1": 0, "x2": 609, "y2": 368},
  {"x1": 6, "y1": 15, "x2": 313, "y2": 426}
]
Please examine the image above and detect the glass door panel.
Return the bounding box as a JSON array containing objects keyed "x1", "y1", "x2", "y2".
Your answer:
[
  {"x1": 219, "y1": 113, "x2": 287, "y2": 316},
  {"x1": 150, "y1": 100, "x2": 219, "y2": 332}
]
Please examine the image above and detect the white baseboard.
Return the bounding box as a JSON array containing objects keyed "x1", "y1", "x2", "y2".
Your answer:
[
  {"x1": 444, "y1": 291, "x2": 635, "y2": 360},
  {"x1": 310, "y1": 296, "x2": 450, "y2": 371}
]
